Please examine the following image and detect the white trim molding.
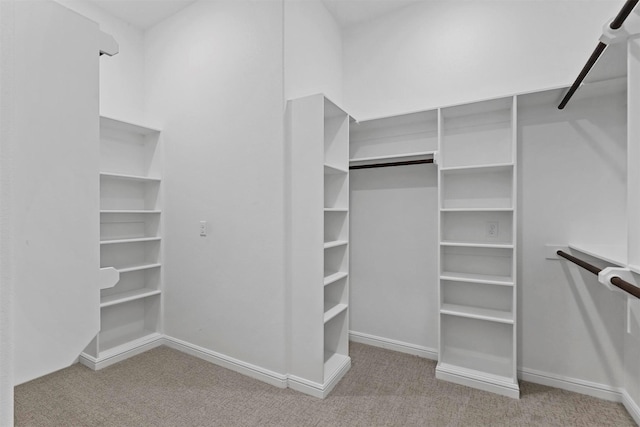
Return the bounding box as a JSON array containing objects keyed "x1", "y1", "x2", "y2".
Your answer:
[
  {"x1": 163, "y1": 335, "x2": 288, "y2": 389},
  {"x1": 349, "y1": 330, "x2": 438, "y2": 360},
  {"x1": 437, "y1": 363, "x2": 520, "y2": 399},
  {"x1": 518, "y1": 367, "x2": 623, "y2": 402},
  {"x1": 75, "y1": 330, "x2": 640, "y2": 421},
  {"x1": 622, "y1": 389, "x2": 640, "y2": 426},
  {"x1": 288, "y1": 357, "x2": 351, "y2": 399},
  {"x1": 79, "y1": 333, "x2": 164, "y2": 371}
]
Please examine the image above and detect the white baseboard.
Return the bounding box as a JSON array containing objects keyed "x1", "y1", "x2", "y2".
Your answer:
[
  {"x1": 518, "y1": 367, "x2": 623, "y2": 402},
  {"x1": 162, "y1": 335, "x2": 288, "y2": 389},
  {"x1": 75, "y1": 330, "x2": 639, "y2": 421},
  {"x1": 437, "y1": 363, "x2": 520, "y2": 399},
  {"x1": 288, "y1": 357, "x2": 351, "y2": 399},
  {"x1": 349, "y1": 330, "x2": 438, "y2": 360},
  {"x1": 622, "y1": 390, "x2": 640, "y2": 425},
  {"x1": 79, "y1": 334, "x2": 164, "y2": 371}
]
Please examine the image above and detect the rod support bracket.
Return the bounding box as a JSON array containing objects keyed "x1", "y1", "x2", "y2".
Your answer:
[
  {"x1": 599, "y1": 267, "x2": 638, "y2": 296},
  {"x1": 600, "y1": 15, "x2": 640, "y2": 45}
]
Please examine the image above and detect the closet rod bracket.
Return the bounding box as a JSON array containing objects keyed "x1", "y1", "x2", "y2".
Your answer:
[
  {"x1": 599, "y1": 16, "x2": 640, "y2": 45},
  {"x1": 599, "y1": 266, "x2": 639, "y2": 296}
]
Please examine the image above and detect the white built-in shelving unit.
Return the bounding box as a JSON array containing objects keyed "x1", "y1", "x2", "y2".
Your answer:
[
  {"x1": 288, "y1": 94, "x2": 351, "y2": 398},
  {"x1": 80, "y1": 116, "x2": 164, "y2": 370},
  {"x1": 350, "y1": 110, "x2": 438, "y2": 167},
  {"x1": 436, "y1": 96, "x2": 519, "y2": 398}
]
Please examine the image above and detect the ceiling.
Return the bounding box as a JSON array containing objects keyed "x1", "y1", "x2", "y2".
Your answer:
[
  {"x1": 87, "y1": 0, "x2": 197, "y2": 29},
  {"x1": 86, "y1": 0, "x2": 419, "y2": 30},
  {"x1": 321, "y1": 0, "x2": 421, "y2": 28}
]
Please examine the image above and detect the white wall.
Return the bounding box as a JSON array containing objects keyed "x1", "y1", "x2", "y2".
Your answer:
[
  {"x1": 343, "y1": 1, "x2": 622, "y2": 119},
  {"x1": 11, "y1": 0, "x2": 102, "y2": 385},
  {"x1": 518, "y1": 85, "x2": 627, "y2": 390},
  {"x1": 0, "y1": 1, "x2": 14, "y2": 423},
  {"x1": 284, "y1": 0, "x2": 343, "y2": 104},
  {"x1": 350, "y1": 165, "x2": 438, "y2": 354},
  {"x1": 144, "y1": 0, "x2": 287, "y2": 373},
  {"x1": 54, "y1": 0, "x2": 146, "y2": 122}
]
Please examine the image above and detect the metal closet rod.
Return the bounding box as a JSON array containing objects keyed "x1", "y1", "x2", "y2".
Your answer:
[
  {"x1": 557, "y1": 0, "x2": 639, "y2": 110},
  {"x1": 556, "y1": 250, "x2": 640, "y2": 299},
  {"x1": 349, "y1": 159, "x2": 434, "y2": 170}
]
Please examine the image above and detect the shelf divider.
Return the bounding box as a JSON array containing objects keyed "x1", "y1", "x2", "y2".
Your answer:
[
  {"x1": 100, "y1": 288, "x2": 161, "y2": 308},
  {"x1": 323, "y1": 303, "x2": 348, "y2": 324},
  {"x1": 440, "y1": 303, "x2": 514, "y2": 324},
  {"x1": 440, "y1": 271, "x2": 513, "y2": 286}
]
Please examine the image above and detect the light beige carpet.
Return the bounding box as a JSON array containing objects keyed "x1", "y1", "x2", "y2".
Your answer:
[{"x1": 15, "y1": 342, "x2": 635, "y2": 426}]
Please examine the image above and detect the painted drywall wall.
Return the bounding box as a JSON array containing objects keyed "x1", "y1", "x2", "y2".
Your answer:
[
  {"x1": 350, "y1": 165, "x2": 438, "y2": 355},
  {"x1": 12, "y1": 0, "x2": 101, "y2": 385},
  {"x1": 144, "y1": 0, "x2": 287, "y2": 373},
  {"x1": 284, "y1": 0, "x2": 343, "y2": 104},
  {"x1": 343, "y1": 1, "x2": 622, "y2": 119},
  {"x1": 0, "y1": 0, "x2": 13, "y2": 422},
  {"x1": 518, "y1": 85, "x2": 627, "y2": 391},
  {"x1": 54, "y1": 0, "x2": 146, "y2": 122}
]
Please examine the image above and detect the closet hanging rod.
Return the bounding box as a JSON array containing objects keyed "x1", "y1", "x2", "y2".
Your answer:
[
  {"x1": 556, "y1": 250, "x2": 640, "y2": 298},
  {"x1": 557, "y1": 0, "x2": 639, "y2": 110},
  {"x1": 349, "y1": 159, "x2": 434, "y2": 170}
]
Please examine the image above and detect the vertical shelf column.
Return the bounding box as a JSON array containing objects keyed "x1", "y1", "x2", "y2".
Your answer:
[
  {"x1": 288, "y1": 94, "x2": 351, "y2": 398},
  {"x1": 628, "y1": 37, "x2": 640, "y2": 271},
  {"x1": 436, "y1": 96, "x2": 520, "y2": 398},
  {"x1": 81, "y1": 117, "x2": 164, "y2": 370}
]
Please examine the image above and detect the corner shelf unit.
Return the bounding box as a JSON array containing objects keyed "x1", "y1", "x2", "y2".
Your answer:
[
  {"x1": 80, "y1": 116, "x2": 164, "y2": 370},
  {"x1": 349, "y1": 110, "x2": 439, "y2": 163},
  {"x1": 288, "y1": 94, "x2": 351, "y2": 398},
  {"x1": 436, "y1": 96, "x2": 520, "y2": 398}
]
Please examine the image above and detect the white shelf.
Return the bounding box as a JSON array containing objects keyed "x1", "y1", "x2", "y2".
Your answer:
[
  {"x1": 324, "y1": 352, "x2": 350, "y2": 382},
  {"x1": 98, "y1": 331, "x2": 163, "y2": 358},
  {"x1": 568, "y1": 243, "x2": 627, "y2": 267},
  {"x1": 100, "y1": 237, "x2": 161, "y2": 245},
  {"x1": 100, "y1": 116, "x2": 161, "y2": 135},
  {"x1": 440, "y1": 303, "x2": 513, "y2": 324},
  {"x1": 324, "y1": 303, "x2": 348, "y2": 324},
  {"x1": 324, "y1": 208, "x2": 348, "y2": 212},
  {"x1": 349, "y1": 151, "x2": 436, "y2": 167},
  {"x1": 324, "y1": 164, "x2": 348, "y2": 175},
  {"x1": 441, "y1": 271, "x2": 513, "y2": 286},
  {"x1": 116, "y1": 263, "x2": 162, "y2": 274},
  {"x1": 440, "y1": 163, "x2": 513, "y2": 173},
  {"x1": 100, "y1": 210, "x2": 162, "y2": 214},
  {"x1": 324, "y1": 240, "x2": 348, "y2": 249},
  {"x1": 100, "y1": 172, "x2": 161, "y2": 182},
  {"x1": 324, "y1": 272, "x2": 348, "y2": 287},
  {"x1": 97, "y1": 114, "x2": 163, "y2": 368},
  {"x1": 100, "y1": 288, "x2": 161, "y2": 308},
  {"x1": 440, "y1": 241, "x2": 513, "y2": 249},
  {"x1": 441, "y1": 208, "x2": 513, "y2": 213}
]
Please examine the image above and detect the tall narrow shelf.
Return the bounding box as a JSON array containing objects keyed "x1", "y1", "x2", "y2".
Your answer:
[
  {"x1": 288, "y1": 94, "x2": 351, "y2": 398},
  {"x1": 80, "y1": 116, "x2": 164, "y2": 370},
  {"x1": 436, "y1": 96, "x2": 520, "y2": 398}
]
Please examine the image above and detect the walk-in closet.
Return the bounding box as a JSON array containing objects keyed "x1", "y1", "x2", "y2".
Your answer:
[{"x1": 2, "y1": 0, "x2": 640, "y2": 425}]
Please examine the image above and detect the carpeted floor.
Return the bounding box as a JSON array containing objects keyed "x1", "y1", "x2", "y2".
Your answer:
[{"x1": 15, "y1": 342, "x2": 635, "y2": 426}]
